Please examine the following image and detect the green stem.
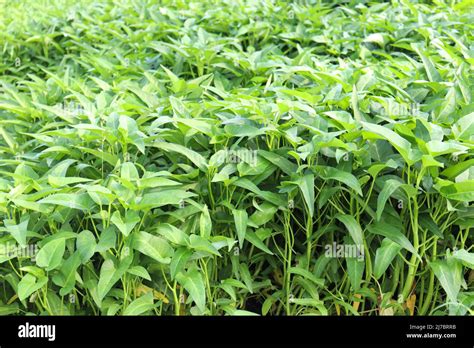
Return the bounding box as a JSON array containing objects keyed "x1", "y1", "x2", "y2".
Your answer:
[
  {"x1": 390, "y1": 258, "x2": 401, "y2": 295},
  {"x1": 172, "y1": 281, "x2": 180, "y2": 316},
  {"x1": 401, "y1": 198, "x2": 419, "y2": 301},
  {"x1": 420, "y1": 238, "x2": 437, "y2": 315},
  {"x1": 283, "y1": 212, "x2": 293, "y2": 316},
  {"x1": 306, "y1": 214, "x2": 313, "y2": 270}
]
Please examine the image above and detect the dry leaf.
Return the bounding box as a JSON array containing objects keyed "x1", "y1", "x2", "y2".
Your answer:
[
  {"x1": 352, "y1": 293, "x2": 362, "y2": 312},
  {"x1": 380, "y1": 307, "x2": 394, "y2": 316},
  {"x1": 406, "y1": 294, "x2": 416, "y2": 316},
  {"x1": 135, "y1": 283, "x2": 169, "y2": 304}
]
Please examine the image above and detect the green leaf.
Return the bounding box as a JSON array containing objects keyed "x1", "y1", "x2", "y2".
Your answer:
[
  {"x1": 118, "y1": 115, "x2": 145, "y2": 153},
  {"x1": 156, "y1": 223, "x2": 189, "y2": 246},
  {"x1": 249, "y1": 203, "x2": 277, "y2": 227},
  {"x1": 176, "y1": 118, "x2": 214, "y2": 137},
  {"x1": 189, "y1": 234, "x2": 221, "y2": 256},
  {"x1": 48, "y1": 176, "x2": 92, "y2": 187},
  {"x1": 335, "y1": 214, "x2": 363, "y2": 247},
  {"x1": 319, "y1": 166, "x2": 362, "y2": 196},
  {"x1": 368, "y1": 222, "x2": 418, "y2": 257},
  {"x1": 19, "y1": 266, "x2": 44, "y2": 278},
  {"x1": 11, "y1": 198, "x2": 52, "y2": 214},
  {"x1": 239, "y1": 263, "x2": 253, "y2": 293},
  {"x1": 4, "y1": 217, "x2": 29, "y2": 247},
  {"x1": 97, "y1": 260, "x2": 119, "y2": 304},
  {"x1": 111, "y1": 210, "x2": 140, "y2": 237},
  {"x1": 297, "y1": 174, "x2": 315, "y2": 218},
  {"x1": 224, "y1": 124, "x2": 264, "y2": 138},
  {"x1": 77, "y1": 146, "x2": 119, "y2": 166},
  {"x1": 439, "y1": 180, "x2": 474, "y2": 201},
  {"x1": 132, "y1": 231, "x2": 173, "y2": 264},
  {"x1": 127, "y1": 266, "x2": 151, "y2": 280},
  {"x1": 96, "y1": 227, "x2": 117, "y2": 253},
  {"x1": 351, "y1": 84, "x2": 362, "y2": 121},
  {"x1": 426, "y1": 140, "x2": 467, "y2": 157},
  {"x1": 258, "y1": 150, "x2": 297, "y2": 176},
  {"x1": 376, "y1": 179, "x2": 402, "y2": 221},
  {"x1": 137, "y1": 176, "x2": 182, "y2": 189},
  {"x1": 412, "y1": 43, "x2": 441, "y2": 82},
  {"x1": 47, "y1": 159, "x2": 75, "y2": 178},
  {"x1": 133, "y1": 190, "x2": 196, "y2": 210},
  {"x1": 176, "y1": 268, "x2": 206, "y2": 312},
  {"x1": 36, "y1": 238, "x2": 66, "y2": 271},
  {"x1": 452, "y1": 249, "x2": 474, "y2": 269},
  {"x1": 288, "y1": 267, "x2": 324, "y2": 287},
  {"x1": 437, "y1": 87, "x2": 456, "y2": 121},
  {"x1": 123, "y1": 292, "x2": 154, "y2": 315},
  {"x1": 170, "y1": 247, "x2": 192, "y2": 279},
  {"x1": 153, "y1": 142, "x2": 207, "y2": 172},
  {"x1": 85, "y1": 185, "x2": 116, "y2": 206},
  {"x1": 121, "y1": 162, "x2": 139, "y2": 181},
  {"x1": 39, "y1": 193, "x2": 94, "y2": 210},
  {"x1": 233, "y1": 209, "x2": 248, "y2": 249},
  {"x1": 289, "y1": 298, "x2": 327, "y2": 313},
  {"x1": 430, "y1": 258, "x2": 463, "y2": 303},
  {"x1": 46, "y1": 290, "x2": 70, "y2": 315},
  {"x1": 244, "y1": 230, "x2": 273, "y2": 255},
  {"x1": 96, "y1": 252, "x2": 132, "y2": 306},
  {"x1": 229, "y1": 309, "x2": 261, "y2": 316},
  {"x1": 373, "y1": 238, "x2": 402, "y2": 279},
  {"x1": 0, "y1": 304, "x2": 19, "y2": 315},
  {"x1": 441, "y1": 159, "x2": 474, "y2": 179},
  {"x1": 346, "y1": 256, "x2": 365, "y2": 291},
  {"x1": 323, "y1": 111, "x2": 356, "y2": 130},
  {"x1": 58, "y1": 252, "x2": 81, "y2": 296},
  {"x1": 199, "y1": 205, "x2": 212, "y2": 239},
  {"x1": 455, "y1": 112, "x2": 474, "y2": 140},
  {"x1": 18, "y1": 274, "x2": 48, "y2": 301},
  {"x1": 76, "y1": 230, "x2": 96, "y2": 264},
  {"x1": 421, "y1": 155, "x2": 443, "y2": 170},
  {"x1": 233, "y1": 178, "x2": 287, "y2": 206},
  {"x1": 362, "y1": 122, "x2": 413, "y2": 165},
  {"x1": 419, "y1": 214, "x2": 444, "y2": 239}
]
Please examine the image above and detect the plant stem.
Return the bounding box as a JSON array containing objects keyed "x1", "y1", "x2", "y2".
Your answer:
[{"x1": 401, "y1": 195, "x2": 420, "y2": 301}]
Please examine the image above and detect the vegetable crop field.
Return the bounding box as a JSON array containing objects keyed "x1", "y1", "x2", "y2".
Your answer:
[{"x1": 0, "y1": 0, "x2": 473, "y2": 317}]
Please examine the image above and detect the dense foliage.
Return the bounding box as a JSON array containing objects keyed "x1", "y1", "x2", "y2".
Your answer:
[{"x1": 0, "y1": 0, "x2": 473, "y2": 316}]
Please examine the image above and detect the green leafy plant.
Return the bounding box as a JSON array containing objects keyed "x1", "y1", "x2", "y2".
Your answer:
[{"x1": 0, "y1": 0, "x2": 473, "y2": 316}]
